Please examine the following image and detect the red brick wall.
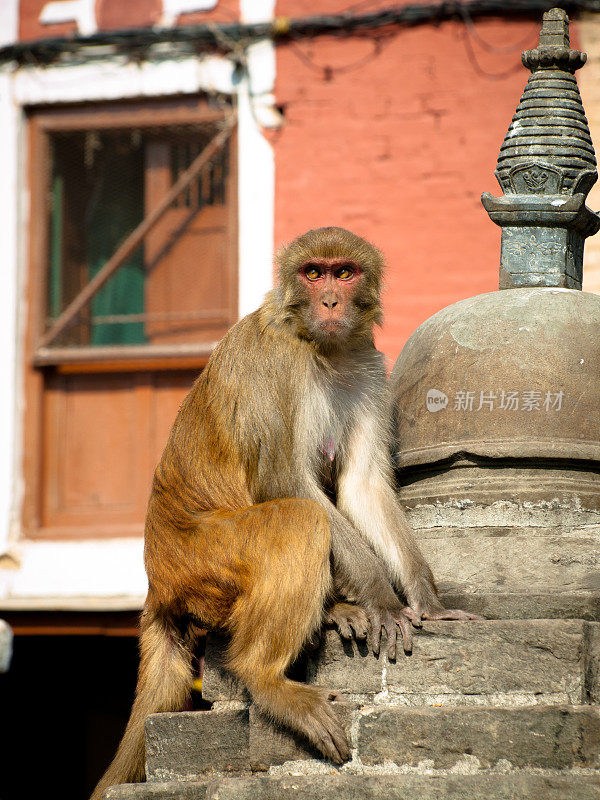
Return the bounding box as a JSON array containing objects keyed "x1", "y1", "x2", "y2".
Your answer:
[{"x1": 273, "y1": 4, "x2": 549, "y2": 362}]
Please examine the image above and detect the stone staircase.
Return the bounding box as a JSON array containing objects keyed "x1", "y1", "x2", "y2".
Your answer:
[{"x1": 105, "y1": 569, "x2": 600, "y2": 798}]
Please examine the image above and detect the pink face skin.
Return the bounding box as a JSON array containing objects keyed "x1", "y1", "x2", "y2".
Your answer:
[{"x1": 298, "y1": 259, "x2": 363, "y2": 335}]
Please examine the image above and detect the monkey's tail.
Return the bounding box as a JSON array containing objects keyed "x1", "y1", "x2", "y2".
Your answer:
[{"x1": 90, "y1": 607, "x2": 194, "y2": 800}]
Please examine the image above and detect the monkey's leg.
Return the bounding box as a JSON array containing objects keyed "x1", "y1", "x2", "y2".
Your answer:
[{"x1": 223, "y1": 498, "x2": 350, "y2": 764}]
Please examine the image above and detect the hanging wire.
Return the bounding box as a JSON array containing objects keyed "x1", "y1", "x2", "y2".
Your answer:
[
  {"x1": 458, "y1": 21, "x2": 529, "y2": 79},
  {"x1": 2, "y1": 1, "x2": 600, "y2": 66},
  {"x1": 456, "y1": 2, "x2": 539, "y2": 53},
  {"x1": 286, "y1": 33, "x2": 395, "y2": 79}
]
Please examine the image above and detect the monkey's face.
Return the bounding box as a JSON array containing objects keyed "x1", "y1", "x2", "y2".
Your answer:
[
  {"x1": 297, "y1": 259, "x2": 363, "y2": 344},
  {"x1": 275, "y1": 227, "x2": 384, "y2": 348}
]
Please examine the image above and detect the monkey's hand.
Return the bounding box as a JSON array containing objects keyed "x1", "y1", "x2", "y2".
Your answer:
[
  {"x1": 325, "y1": 602, "x2": 369, "y2": 642},
  {"x1": 365, "y1": 603, "x2": 422, "y2": 660}
]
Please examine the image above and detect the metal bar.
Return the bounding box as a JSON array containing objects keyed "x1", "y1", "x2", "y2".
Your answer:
[{"x1": 38, "y1": 114, "x2": 236, "y2": 349}]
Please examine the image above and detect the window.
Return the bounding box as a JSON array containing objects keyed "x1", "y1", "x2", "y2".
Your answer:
[
  {"x1": 24, "y1": 98, "x2": 237, "y2": 539},
  {"x1": 34, "y1": 99, "x2": 237, "y2": 362}
]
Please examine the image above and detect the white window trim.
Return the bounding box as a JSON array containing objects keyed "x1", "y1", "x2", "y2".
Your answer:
[{"x1": 0, "y1": 1, "x2": 276, "y2": 609}]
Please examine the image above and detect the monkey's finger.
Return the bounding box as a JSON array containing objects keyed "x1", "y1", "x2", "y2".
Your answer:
[
  {"x1": 312, "y1": 696, "x2": 351, "y2": 764},
  {"x1": 335, "y1": 618, "x2": 354, "y2": 639},
  {"x1": 311, "y1": 718, "x2": 348, "y2": 765},
  {"x1": 367, "y1": 612, "x2": 382, "y2": 656},
  {"x1": 398, "y1": 616, "x2": 413, "y2": 654},
  {"x1": 329, "y1": 721, "x2": 351, "y2": 764},
  {"x1": 399, "y1": 606, "x2": 423, "y2": 628},
  {"x1": 385, "y1": 622, "x2": 397, "y2": 661},
  {"x1": 350, "y1": 617, "x2": 369, "y2": 640}
]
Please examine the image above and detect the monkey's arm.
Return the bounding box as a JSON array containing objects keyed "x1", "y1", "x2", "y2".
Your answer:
[
  {"x1": 279, "y1": 467, "x2": 420, "y2": 658},
  {"x1": 336, "y1": 411, "x2": 481, "y2": 625}
]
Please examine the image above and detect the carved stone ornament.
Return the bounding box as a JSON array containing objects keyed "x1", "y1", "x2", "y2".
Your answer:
[{"x1": 481, "y1": 7, "x2": 600, "y2": 289}]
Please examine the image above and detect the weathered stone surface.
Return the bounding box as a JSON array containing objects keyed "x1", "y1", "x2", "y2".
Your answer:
[
  {"x1": 206, "y1": 774, "x2": 600, "y2": 800},
  {"x1": 145, "y1": 710, "x2": 249, "y2": 779},
  {"x1": 587, "y1": 622, "x2": 600, "y2": 703},
  {"x1": 104, "y1": 781, "x2": 211, "y2": 799},
  {"x1": 202, "y1": 634, "x2": 248, "y2": 703},
  {"x1": 391, "y1": 289, "x2": 600, "y2": 476},
  {"x1": 411, "y1": 524, "x2": 600, "y2": 620},
  {"x1": 0, "y1": 619, "x2": 12, "y2": 672},
  {"x1": 249, "y1": 702, "x2": 354, "y2": 770},
  {"x1": 358, "y1": 706, "x2": 600, "y2": 768},
  {"x1": 310, "y1": 621, "x2": 586, "y2": 703}
]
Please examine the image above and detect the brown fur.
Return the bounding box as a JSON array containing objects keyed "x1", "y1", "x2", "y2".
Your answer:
[{"x1": 91, "y1": 227, "x2": 478, "y2": 800}]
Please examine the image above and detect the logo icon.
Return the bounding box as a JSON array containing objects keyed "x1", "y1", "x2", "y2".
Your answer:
[{"x1": 426, "y1": 389, "x2": 448, "y2": 412}]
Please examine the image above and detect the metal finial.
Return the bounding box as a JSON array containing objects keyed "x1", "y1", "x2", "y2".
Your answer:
[{"x1": 481, "y1": 7, "x2": 599, "y2": 290}]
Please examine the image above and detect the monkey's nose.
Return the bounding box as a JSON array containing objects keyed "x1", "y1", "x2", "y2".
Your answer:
[{"x1": 322, "y1": 296, "x2": 338, "y2": 309}]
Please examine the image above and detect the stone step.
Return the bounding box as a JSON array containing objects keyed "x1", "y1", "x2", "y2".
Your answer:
[
  {"x1": 311, "y1": 621, "x2": 595, "y2": 704},
  {"x1": 411, "y1": 523, "x2": 600, "y2": 620},
  {"x1": 144, "y1": 704, "x2": 600, "y2": 778},
  {"x1": 357, "y1": 705, "x2": 600, "y2": 769},
  {"x1": 105, "y1": 773, "x2": 600, "y2": 800},
  {"x1": 204, "y1": 620, "x2": 600, "y2": 706},
  {"x1": 105, "y1": 783, "x2": 210, "y2": 799}
]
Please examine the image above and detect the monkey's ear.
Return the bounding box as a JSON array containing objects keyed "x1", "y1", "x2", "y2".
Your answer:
[
  {"x1": 274, "y1": 242, "x2": 300, "y2": 287},
  {"x1": 274, "y1": 244, "x2": 287, "y2": 276}
]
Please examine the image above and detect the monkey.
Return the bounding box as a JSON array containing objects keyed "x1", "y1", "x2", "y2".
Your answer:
[{"x1": 91, "y1": 227, "x2": 478, "y2": 800}]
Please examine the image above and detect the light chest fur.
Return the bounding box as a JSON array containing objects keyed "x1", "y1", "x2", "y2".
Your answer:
[{"x1": 296, "y1": 349, "x2": 386, "y2": 479}]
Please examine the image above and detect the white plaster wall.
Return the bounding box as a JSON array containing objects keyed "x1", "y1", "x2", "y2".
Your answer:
[
  {"x1": 0, "y1": 1, "x2": 18, "y2": 48},
  {"x1": 0, "y1": 2, "x2": 277, "y2": 608},
  {"x1": 238, "y1": 0, "x2": 277, "y2": 316},
  {"x1": 0, "y1": 1, "x2": 21, "y2": 562}
]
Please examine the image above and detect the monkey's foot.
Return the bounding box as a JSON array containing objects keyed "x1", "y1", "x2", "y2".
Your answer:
[
  {"x1": 325, "y1": 602, "x2": 369, "y2": 641},
  {"x1": 366, "y1": 605, "x2": 422, "y2": 660},
  {"x1": 297, "y1": 687, "x2": 351, "y2": 765}
]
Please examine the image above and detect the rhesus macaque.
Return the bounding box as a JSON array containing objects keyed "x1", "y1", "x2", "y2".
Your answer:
[{"x1": 91, "y1": 227, "x2": 478, "y2": 800}]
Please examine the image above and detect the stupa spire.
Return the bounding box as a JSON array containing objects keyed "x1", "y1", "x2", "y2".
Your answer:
[{"x1": 481, "y1": 7, "x2": 600, "y2": 289}]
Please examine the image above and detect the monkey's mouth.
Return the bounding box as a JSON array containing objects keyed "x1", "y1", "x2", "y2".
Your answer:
[
  {"x1": 319, "y1": 319, "x2": 346, "y2": 336},
  {"x1": 319, "y1": 320, "x2": 345, "y2": 334}
]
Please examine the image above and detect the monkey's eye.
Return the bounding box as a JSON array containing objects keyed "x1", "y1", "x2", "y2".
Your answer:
[
  {"x1": 304, "y1": 265, "x2": 322, "y2": 281},
  {"x1": 336, "y1": 265, "x2": 354, "y2": 280}
]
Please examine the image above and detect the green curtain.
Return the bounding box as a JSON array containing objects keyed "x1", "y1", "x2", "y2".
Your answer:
[
  {"x1": 86, "y1": 147, "x2": 146, "y2": 345},
  {"x1": 49, "y1": 172, "x2": 63, "y2": 322}
]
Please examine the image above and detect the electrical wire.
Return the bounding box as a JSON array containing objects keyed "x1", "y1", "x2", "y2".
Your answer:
[{"x1": 1, "y1": 0, "x2": 599, "y2": 66}]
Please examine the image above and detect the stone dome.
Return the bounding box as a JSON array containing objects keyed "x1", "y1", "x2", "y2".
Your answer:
[{"x1": 390, "y1": 287, "x2": 600, "y2": 509}]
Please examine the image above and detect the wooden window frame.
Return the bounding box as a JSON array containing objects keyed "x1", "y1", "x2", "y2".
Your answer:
[
  {"x1": 22, "y1": 96, "x2": 238, "y2": 540},
  {"x1": 27, "y1": 96, "x2": 238, "y2": 370}
]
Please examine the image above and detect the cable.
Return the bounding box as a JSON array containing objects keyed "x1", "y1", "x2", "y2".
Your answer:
[
  {"x1": 1, "y1": 1, "x2": 600, "y2": 66},
  {"x1": 457, "y1": 2, "x2": 539, "y2": 52}
]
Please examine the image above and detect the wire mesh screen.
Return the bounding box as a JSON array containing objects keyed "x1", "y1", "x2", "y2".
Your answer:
[{"x1": 44, "y1": 120, "x2": 235, "y2": 351}]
